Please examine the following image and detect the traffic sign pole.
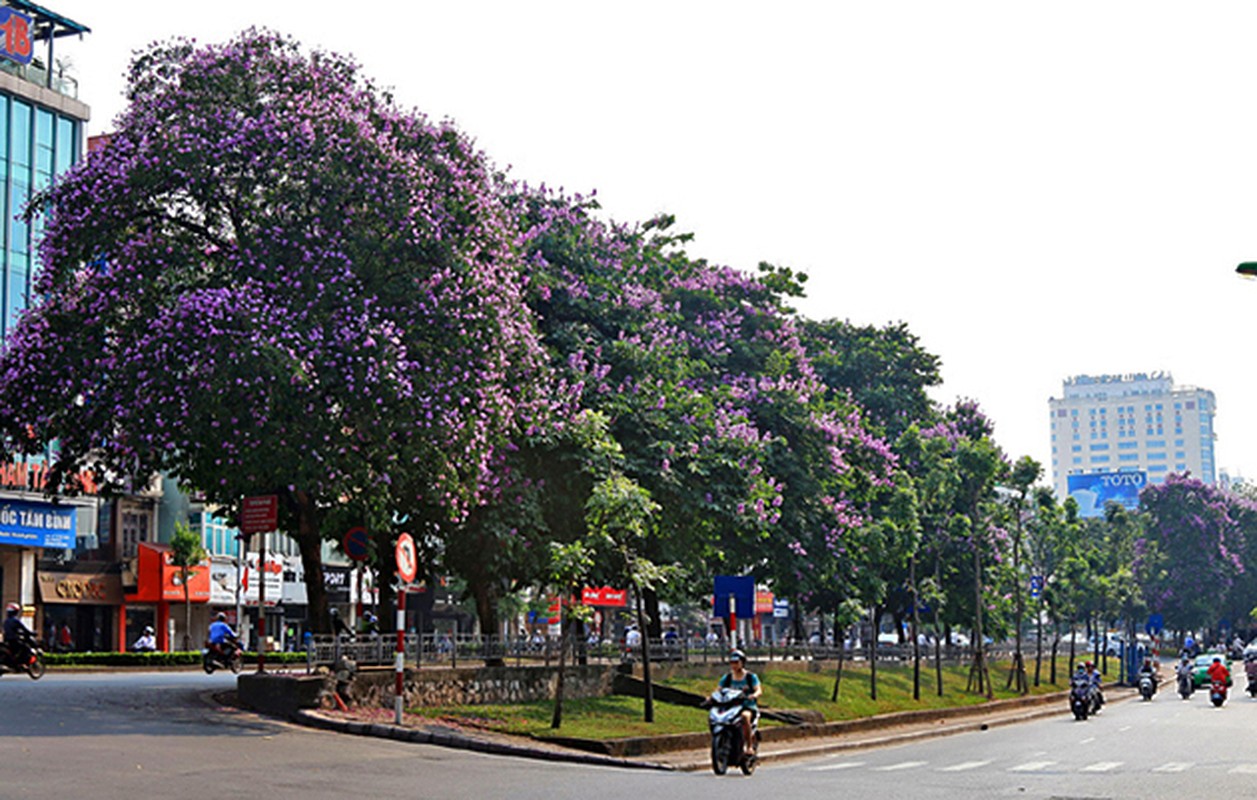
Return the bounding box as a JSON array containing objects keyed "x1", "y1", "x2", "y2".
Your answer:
[{"x1": 395, "y1": 586, "x2": 406, "y2": 725}]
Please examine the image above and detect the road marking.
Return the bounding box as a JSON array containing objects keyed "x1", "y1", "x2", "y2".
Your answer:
[
  {"x1": 872, "y1": 761, "x2": 927, "y2": 772},
  {"x1": 1118, "y1": 725, "x2": 1132, "y2": 732},
  {"x1": 1079, "y1": 737, "x2": 1096, "y2": 744},
  {"x1": 808, "y1": 761, "x2": 865, "y2": 772},
  {"x1": 1081, "y1": 761, "x2": 1123, "y2": 772},
  {"x1": 1009, "y1": 761, "x2": 1057, "y2": 772},
  {"x1": 1229, "y1": 764, "x2": 1257, "y2": 774},
  {"x1": 939, "y1": 760, "x2": 991, "y2": 772},
  {"x1": 1152, "y1": 762, "x2": 1194, "y2": 773}
]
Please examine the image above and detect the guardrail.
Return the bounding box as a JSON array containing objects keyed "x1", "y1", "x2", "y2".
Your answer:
[{"x1": 303, "y1": 633, "x2": 1014, "y2": 671}]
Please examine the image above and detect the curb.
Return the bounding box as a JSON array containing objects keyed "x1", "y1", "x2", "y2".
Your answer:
[{"x1": 292, "y1": 709, "x2": 677, "y2": 771}]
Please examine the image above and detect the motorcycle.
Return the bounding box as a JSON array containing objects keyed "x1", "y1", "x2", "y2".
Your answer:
[
  {"x1": 202, "y1": 637, "x2": 243, "y2": 675},
  {"x1": 0, "y1": 638, "x2": 45, "y2": 680},
  {"x1": 1177, "y1": 668, "x2": 1194, "y2": 699},
  {"x1": 704, "y1": 687, "x2": 760, "y2": 775},
  {"x1": 1069, "y1": 675, "x2": 1093, "y2": 720},
  {"x1": 1138, "y1": 672, "x2": 1157, "y2": 701},
  {"x1": 1211, "y1": 678, "x2": 1228, "y2": 707}
]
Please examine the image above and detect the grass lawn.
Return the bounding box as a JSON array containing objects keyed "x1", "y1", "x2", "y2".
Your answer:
[{"x1": 405, "y1": 656, "x2": 1088, "y2": 740}]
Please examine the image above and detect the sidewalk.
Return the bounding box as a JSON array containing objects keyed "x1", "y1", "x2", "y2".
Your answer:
[{"x1": 287, "y1": 684, "x2": 1135, "y2": 771}]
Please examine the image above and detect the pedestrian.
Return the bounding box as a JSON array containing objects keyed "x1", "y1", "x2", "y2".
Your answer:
[{"x1": 57, "y1": 623, "x2": 73, "y2": 652}]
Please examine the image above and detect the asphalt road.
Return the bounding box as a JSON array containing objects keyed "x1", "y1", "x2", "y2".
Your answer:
[{"x1": 3, "y1": 667, "x2": 1257, "y2": 799}]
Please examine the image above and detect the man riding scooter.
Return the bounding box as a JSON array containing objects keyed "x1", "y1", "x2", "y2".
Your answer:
[{"x1": 2, "y1": 603, "x2": 35, "y2": 668}]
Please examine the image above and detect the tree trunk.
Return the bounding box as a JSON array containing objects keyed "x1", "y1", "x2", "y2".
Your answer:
[
  {"x1": 831, "y1": 616, "x2": 846, "y2": 702},
  {"x1": 1010, "y1": 503, "x2": 1027, "y2": 695},
  {"x1": 910, "y1": 554, "x2": 921, "y2": 701},
  {"x1": 636, "y1": 589, "x2": 654, "y2": 723},
  {"x1": 868, "y1": 605, "x2": 878, "y2": 701},
  {"x1": 970, "y1": 543, "x2": 990, "y2": 698},
  {"x1": 1050, "y1": 630, "x2": 1060, "y2": 684},
  {"x1": 472, "y1": 581, "x2": 505, "y2": 667},
  {"x1": 290, "y1": 491, "x2": 328, "y2": 632},
  {"x1": 791, "y1": 595, "x2": 805, "y2": 657},
  {"x1": 1034, "y1": 601, "x2": 1043, "y2": 687},
  {"x1": 643, "y1": 587, "x2": 663, "y2": 641},
  {"x1": 550, "y1": 610, "x2": 570, "y2": 729},
  {"x1": 933, "y1": 555, "x2": 944, "y2": 697},
  {"x1": 1067, "y1": 621, "x2": 1077, "y2": 681},
  {"x1": 183, "y1": 571, "x2": 192, "y2": 651}
]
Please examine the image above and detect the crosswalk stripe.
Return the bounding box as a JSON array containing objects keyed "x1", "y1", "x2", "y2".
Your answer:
[
  {"x1": 1009, "y1": 761, "x2": 1056, "y2": 772},
  {"x1": 1080, "y1": 761, "x2": 1123, "y2": 772},
  {"x1": 808, "y1": 761, "x2": 865, "y2": 772},
  {"x1": 1152, "y1": 762, "x2": 1193, "y2": 773},
  {"x1": 1229, "y1": 764, "x2": 1257, "y2": 774},
  {"x1": 939, "y1": 760, "x2": 991, "y2": 772},
  {"x1": 872, "y1": 761, "x2": 927, "y2": 772}
]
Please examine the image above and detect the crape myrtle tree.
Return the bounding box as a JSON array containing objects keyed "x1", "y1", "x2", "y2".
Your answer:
[
  {"x1": 0, "y1": 30, "x2": 546, "y2": 632},
  {"x1": 1136, "y1": 474, "x2": 1247, "y2": 635}
]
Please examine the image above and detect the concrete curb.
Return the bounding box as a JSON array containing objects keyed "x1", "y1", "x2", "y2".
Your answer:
[{"x1": 292, "y1": 709, "x2": 677, "y2": 771}]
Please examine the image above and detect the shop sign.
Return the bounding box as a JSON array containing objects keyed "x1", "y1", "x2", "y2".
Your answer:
[
  {"x1": 0, "y1": 8, "x2": 32, "y2": 67},
  {"x1": 581, "y1": 586, "x2": 628, "y2": 607},
  {"x1": 242, "y1": 552, "x2": 283, "y2": 606},
  {"x1": 37, "y1": 570, "x2": 123, "y2": 605},
  {"x1": 0, "y1": 460, "x2": 99, "y2": 495},
  {"x1": 324, "y1": 565, "x2": 350, "y2": 603},
  {"x1": 208, "y1": 557, "x2": 238, "y2": 605},
  {"x1": 755, "y1": 590, "x2": 775, "y2": 615},
  {"x1": 0, "y1": 499, "x2": 76, "y2": 550}
]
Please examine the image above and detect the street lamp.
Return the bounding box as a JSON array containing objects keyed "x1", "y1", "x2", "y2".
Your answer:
[{"x1": 1237, "y1": 262, "x2": 1257, "y2": 278}]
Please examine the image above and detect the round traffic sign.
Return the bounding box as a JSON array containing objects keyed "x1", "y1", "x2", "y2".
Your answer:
[
  {"x1": 395, "y1": 532, "x2": 417, "y2": 583},
  {"x1": 343, "y1": 526, "x2": 369, "y2": 561}
]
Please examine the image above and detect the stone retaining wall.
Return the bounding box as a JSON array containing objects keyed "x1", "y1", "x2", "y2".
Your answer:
[{"x1": 350, "y1": 664, "x2": 618, "y2": 709}]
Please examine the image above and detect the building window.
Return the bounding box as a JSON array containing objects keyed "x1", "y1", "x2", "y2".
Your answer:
[
  {"x1": 1092, "y1": 455, "x2": 1111, "y2": 463},
  {"x1": 1148, "y1": 452, "x2": 1167, "y2": 461}
]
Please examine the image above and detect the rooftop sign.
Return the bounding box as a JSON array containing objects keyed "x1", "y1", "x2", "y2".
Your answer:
[{"x1": 0, "y1": 7, "x2": 33, "y2": 65}]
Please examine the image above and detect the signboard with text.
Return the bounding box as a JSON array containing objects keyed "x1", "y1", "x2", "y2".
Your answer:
[
  {"x1": 0, "y1": 8, "x2": 33, "y2": 66},
  {"x1": 1067, "y1": 471, "x2": 1146, "y2": 518},
  {"x1": 581, "y1": 586, "x2": 628, "y2": 607},
  {"x1": 240, "y1": 495, "x2": 278, "y2": 534},
  {"x1": 0, "y1": 499, "x2": 76, "y2": 549}
]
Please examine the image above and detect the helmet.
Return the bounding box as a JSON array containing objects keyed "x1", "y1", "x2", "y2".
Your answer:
[
  {"x1": 215, "y1": 612, "x2": 227, "y2": 621},
  {"x1": 1085, "y1": 661, "x2": 1094, "y2": 668},
  {"x1": 729, "y1": 649, "x2": 746, "y2": 664},
  {"x1": 4, "y1": 602, "x2": 18, "y2": 616},
  {"x1": 329, "y1": 608, "x2": 339, "y2": 616},
  {"x1": 1213, "y1": 656, "x2": 1222, "y2": 663},
  {"x1": 143, "y1": 626, "x2": 154, "y2": 634},
  {"x1": 1076, "y1": 663, "x2": 1086, "y2": 671}
]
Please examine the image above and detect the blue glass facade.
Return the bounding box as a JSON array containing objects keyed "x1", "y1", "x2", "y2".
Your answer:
[{"x1": 0, "y1": 95, "x2": 80, "y2": 338}]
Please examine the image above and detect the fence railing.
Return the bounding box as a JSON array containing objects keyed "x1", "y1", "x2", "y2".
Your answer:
[{"x1": 303, "y1": 633, "x2": 1015, "y2": 670}]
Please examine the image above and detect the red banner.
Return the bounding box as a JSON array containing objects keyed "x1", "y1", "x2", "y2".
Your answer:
[
  {"x1": 581, "y1": 586, "x2": 628, "y2": 607},
  {"x1": 755, "y1": 590, "x2": 775, "y2": 614}
]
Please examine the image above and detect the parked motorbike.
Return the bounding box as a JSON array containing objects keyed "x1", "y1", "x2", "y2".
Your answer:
[
  {"x1": 202, "y1": 637, "x2": 243, "y2": 675},
  {"x1": 1211, "y1": 678, "x2": 1228, "y2": 707},
  {"x1": 704, "y1": 687, "x2": 760, "y2": 775},
  {"x1": 1138, "y1": 673, "x2": 1156, "y2": 701},
  {"x1": 1069, "y1": 674, "x2": 1093, "y2": 720},
  {"x1": 0, "y1": 638, "x2": 45, "y2": 680}
]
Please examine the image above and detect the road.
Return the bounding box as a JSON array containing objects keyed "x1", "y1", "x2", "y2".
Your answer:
[{"x1": 3, "y1": 668, "x2": 1257, "y2": 799}]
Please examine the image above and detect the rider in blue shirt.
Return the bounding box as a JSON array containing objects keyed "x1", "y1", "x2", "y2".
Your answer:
[{"x1": 207, "y1": 612, "x2": 238, "y2": 654}]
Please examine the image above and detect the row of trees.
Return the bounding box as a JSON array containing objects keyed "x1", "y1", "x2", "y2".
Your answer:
[{"x1": 0, "y1": 30, "x2": 1255, "y2": 713}]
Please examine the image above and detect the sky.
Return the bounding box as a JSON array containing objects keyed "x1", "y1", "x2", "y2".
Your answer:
[{"x1": 41, "y1": 1, "x2": 1257, "y2": 483}]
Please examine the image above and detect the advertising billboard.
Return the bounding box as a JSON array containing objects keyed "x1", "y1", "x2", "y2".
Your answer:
[
  {"x1": 1067, "y1": 471, "x2": 1146, "y2": 518},
  {"x1": 0, "y1": 499, "x2": 76, "y2": 549}
]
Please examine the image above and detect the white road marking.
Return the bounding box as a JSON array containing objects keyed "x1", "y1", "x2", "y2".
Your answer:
[
  {"x1": 1152, "y1": 762, "x2": 1194, "y2": 773},
  {"x1": 872, "y1": 761, "x2": 928, "y2": 772},
  {"x1": 1009, "y1": 761, "x2": 1057, "y2": 772},
  {"x1": 808, "y1": 761, "x2": 866, "y2": 772},
  {"x1": 938, "y1": 760, "x2": 991, "y2": 772},
  {"x1": 1229, "y1": 764, "x2": 1257, "y2": 774},
  {"x1": 1079, "y1": 737, "x2": 1096, "y2": 744},
  {"x1": 1118, "y1": 725, "x2": 1132, "y2": 732},
  {"x1": 1080, "y1": 761, "x2": 1123, "y2": 772}
]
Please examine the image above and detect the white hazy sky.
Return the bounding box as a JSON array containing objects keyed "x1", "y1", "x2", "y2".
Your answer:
[{"x1": 42, "y1": 1, "x2": 1257, "y2": 483}]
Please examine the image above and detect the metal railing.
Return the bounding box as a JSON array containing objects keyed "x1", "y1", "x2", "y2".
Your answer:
[{"x1": 303, "y1": 633, "x2": 1011, "y2": 671}]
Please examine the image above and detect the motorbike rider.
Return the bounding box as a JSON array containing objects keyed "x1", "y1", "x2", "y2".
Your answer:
[
  {"x1": 2, "y1": 603, "x2": 35, "y2": 666},
  {"x1": 1176, "y1": 654, "x2": 1194, "y2": 686},
  {"x1": 1207, "y1": 655, "x2": 1230, "y2": 687},
  {"x1": 717, "y1": 649, "x2": 762, "y2": 759},
  {"x1": 1138, "y1": 657, "x2": 1158, "y2": 689},
  {"x1": 132, "y1": 626, "x2": 157, "y2": 652},
  {"x1": 207, "y1": 612, "x2": 238, "y2": 657},
  {"x1": 1084, "y1": 661, "x2": 1104, "y2": 709}
]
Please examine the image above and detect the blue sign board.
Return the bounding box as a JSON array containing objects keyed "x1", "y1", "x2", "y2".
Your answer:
[
  {"x1": 772, "y1": 599, "x2": 790, "y2": 619},
  {"x1": 1029, "y1": 575, "x2": 1044, "y2": 599},
  {"x1": 0, "y1": 8, "x2": 33, "y2": 66},
  {"x1": 0, "y1": 500, "x2": 76, "y2": 549},
  {"x1": 1145, "y1": 613, "x2": 1164, "y2": 637},
  {"x1": 1067, "y1": 471, "x2": 1146, "y2": 518},
  {"x1": 713, "y1": 575, "x2": 755, "y2": 619}
]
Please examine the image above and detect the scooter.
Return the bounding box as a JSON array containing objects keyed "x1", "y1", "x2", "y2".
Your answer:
[
  {"x1": 1177, "y1": 668, "x2": 1194, "y2": 699},
  {"x1": 704, "y1": 687, "x2": 760, "y2": 775},
  {"x1": 1245, "y1": 658, "x2": 1257, "y2": 698},
  {"x1": 1211, "y1": 678, "x2": 1228, "y2": 707},
  {"x1": 0, "y1": 638, "x2": 45, "y2": 680},
  {"x1": 1138, "y1": 672, "x2": 1156, "y2": 701},
  {"x1": 202, "y1": 636, "x2": 243, "y2": 675},
  {"x1": 1069, "y1": 674, "x2": 1093, "y2": 720}
]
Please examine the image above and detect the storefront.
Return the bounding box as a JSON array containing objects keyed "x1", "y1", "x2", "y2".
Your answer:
[
  {"x1": 37, "y1": 564, "x2": 123, "y2": 652},
  {"x1": 122, "y1": 541, "x2": 210, "y2": 652},
  {"x1": 1, "y1": 497, "x2": 81, "y2": 637}
]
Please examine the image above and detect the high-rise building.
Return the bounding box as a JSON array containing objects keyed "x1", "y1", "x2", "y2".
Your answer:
[{"x1": 1048, "y1": 373, "x2": 1217, "y2": 506}]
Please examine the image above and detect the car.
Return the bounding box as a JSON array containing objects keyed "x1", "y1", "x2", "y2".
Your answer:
[{"x1": 1192, "y1": 653, "x2": 1234, "y2": 688}]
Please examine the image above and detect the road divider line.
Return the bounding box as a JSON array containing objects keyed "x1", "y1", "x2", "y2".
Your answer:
[
  {"x1": 1229, "y1": 764, "x2": 1257, "y2": 774},
  {"x1": 1152, "y1": 762, "x2": 1193, "y2": 773},
  {"x1": 872, "y1": 761, "x2": 928, "y2": 772},
  {"x1": 1009, "y1": 761, "x2": 1056, "y2": 773},
  {"x1": 807, "y1": 761, "x2": 866, "y2": 772},
  {"x1": 1079, "y1": 737, "x2": 1096, "y2": 744},
  {"x1": 938, "y1": 760, "x2": 991, "y2": 772},
  {"x1": 1080, "y1": 761, "x2": 1122, "y2": 772}
]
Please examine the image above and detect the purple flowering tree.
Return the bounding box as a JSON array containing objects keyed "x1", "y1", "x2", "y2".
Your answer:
[{"x1": 0, "y1": 30, "x2": 544, "y2": 630}]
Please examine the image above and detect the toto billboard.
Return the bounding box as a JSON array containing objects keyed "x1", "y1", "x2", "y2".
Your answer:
[{"x1": 1067, "y1": 471, "x2": 1146, "y2": 518}]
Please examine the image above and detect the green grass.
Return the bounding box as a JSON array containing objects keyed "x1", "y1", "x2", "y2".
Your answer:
[{"x1": 405, "y1": 657, "x2": 1085, "y2": 741}]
